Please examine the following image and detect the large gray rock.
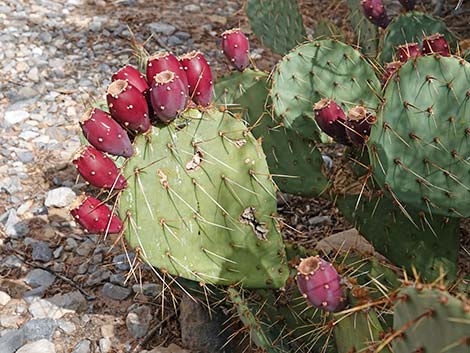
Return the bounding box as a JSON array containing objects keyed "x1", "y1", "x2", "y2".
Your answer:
[
  {"x1": 0, "y1": 329, "x2": 26, "y2": 353},
  {"x1": 22, "y1": 318, "x2": 57, "y2": 341},
  {"x1": 126, "y1": 305, "x2": 152, "y2": 338},
  {"x1": 101, "y1": 283, "x2": 131, "y2": 300},
  {"x1": 71, "y1": 339, "x2": 91, "y2": 353}
]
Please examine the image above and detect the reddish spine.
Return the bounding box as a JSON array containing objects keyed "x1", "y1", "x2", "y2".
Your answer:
[
  {"x1": 70, "y1": 195, "x2": 123, "y2": 234},
  {"x1": 106, "y1": 80, "x2": 150, "y2": 133},
  {"x1": 179, "y1": 51, "x2": 213, "y2": 107},
  {"x1": 112, "y1": 65, "x2": 149, "y2": 95},
  {"x1": 221, "y1": 28, "x2": 250, "y2": 71}
]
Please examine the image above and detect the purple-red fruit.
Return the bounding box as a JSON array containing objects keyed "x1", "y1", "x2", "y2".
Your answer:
[
  {"x1": 399, "y1": 0, "x2": 415, "y2": 10},
  {"x1": 112, "y1": 65, "x2": 149, "y2": 95},
  {"x1": 361, "y1": 0, "x2": 390, "y2": 28},
  {"x1": 221, "y1": 28, "x2": 250, "y2": 71},
  {"x1": 313, "y1": 98, "x2": 349, "y2": 145},
  {"x1": 146, "y1": 52, "x2": 189, "y2": 95},
  {"x1": 70, "y1": 194, "x2": 123, "y2": 234},
  {"x1": 106, "y1": 80, "x2": 150, "y2": 133},
  {"x1": 296, "y1": 256, "x2": 345, "y2": 312},
  {"x1": 383, "y1": 61, "x2": 401, "y2": 85},
  {"x1": 149, "y1": 70, "x2": 188, "y2": 123},
  {"x1": 422, "y1": 33, "x2": 450, "y2": 56},
  {"x1": 72, "y1": 146, "x2": 127, "y2": 190},
  {"x1": 80, "y1": 108, "x2": 133, "y2": 158},
  {"x1": 179, "y1": 51, "x2": 213, "y2": 107},
  {"x1": 396, "y1": 43, "x2": 421, "y2": 62},
  {"x1": 346, "y1": 106, "x2": 376, "y2": 146}
]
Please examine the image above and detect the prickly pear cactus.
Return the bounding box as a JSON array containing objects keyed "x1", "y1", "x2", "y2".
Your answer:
[
  {"x1": 347, "y1": 0, "x2": 379, "y2": 56},
  {"x1": 271, "y1": 39, "x2": 381, "y2": 140},
  {"x1": 369, "y1": 55, "x2": 470, "y2": 217},
  {"x1": 246, "y1": 0, "x2": 306, "y2": 55},
  {"x1": 337, "y1": 192, "x2": 460, "y2": 281},
  {"x1": 386, "y1": 285, "x2": 470, "y2": 353},
  {"x1": 119, "y1": 109, "x2": 288, "y2": 288},
  {"x1": 380, "y1": 11, "x2": 457, "y2": 63},
  {"x1": 215, "y1": 69, "x2": 328, "y2": 197}
]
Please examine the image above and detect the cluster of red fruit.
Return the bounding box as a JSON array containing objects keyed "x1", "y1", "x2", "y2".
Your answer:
[{"x1": 68, "y1": 29, "x2": 250, "y2": 236}]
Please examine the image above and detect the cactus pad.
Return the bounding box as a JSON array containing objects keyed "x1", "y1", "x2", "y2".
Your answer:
[
  {"x1": 246, "y1": 0, "x2": 306, "y2": 55},
  {"x1": 271, "y1": 40, "x2": 381, "y2": 140},
  {"x1": 390, "y1": 286, "x2": 470, "y2": 353},
  {"x1": 119, "y1": 109, "x2": 288, "y2": 287},
  {"x1": 380, "y1": 11, "x2": 457, "y2": 63},
  {"x1": 215, "y1": 69, "x2": 328, "y2": 197},
  {"x1": 369, "y1": 55, "x2": 470, "y2": 217},
  {"x1": 347, "y1": 0, "x2": 379, "y2": 56}
]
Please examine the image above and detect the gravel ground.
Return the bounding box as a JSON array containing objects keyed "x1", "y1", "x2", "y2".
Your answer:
[{"x1": 1, "y1": 0, "x2": 470, "y2": 353}]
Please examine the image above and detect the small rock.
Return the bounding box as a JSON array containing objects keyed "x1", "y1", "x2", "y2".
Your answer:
[
  {"x1": 126, "y1": 305, "x2": 152, "y2": 338},
  {"x1": 148, "y1": 22, "x2": 176, "y2": 35},
  {"x1": 0, "y1": 291, "x2": 11, "y2": 306},
  {"x1": 31, "y1": 241, "x2": 53, "y2": 262},
  {"x1": 322, "y1": 154, "x2": 333, "y2": 173},
  {"x1": 75, "y1": 239, "x2": 95, "y2": 256},
  {"x1": 28, "y1": 298, "x2": 73, "y2": 320},
  {"x1": 109, "y1": 274, "x2": 127, "y2": 286},
  {"x1": 44, "y1": 187, "x2": 76, "y2": 208},
  {"x1": 49, "y1": 290, "x2": 87, "y2": 312},
  {"x1": 307, "y1": 215, "x2": 331, "y2": 226},
  {"x1": 113, "y1": 253, "x2": 135, "y2": 271},
  {"x1": 101, "y1": 283, "x2": 131, "y2": 300},
  {"x1": 57, "y1": 320, "x2": 76, "y2": 334},
  {"x1": 0, "y1": 329, "x2": 26, "y2": 353},
  {"x1": 71, "y1": 340, "x2": 91, "y2": 353},
  {"x1": 85, "y1": 268, "x2": 111, "y2": 286},
  {"x1": 22, "y1": 318, "x2": 57, "y2": 341},
  {"x1": 100, "y1": 324, "x2": 114, "y2": 338},
  {"x1": 4, "y1": 110, "x2": 30, "y2": 126},
  {"x1": 33, "y1": 205, "x2": 48, "y2": 216},
  {"x1": 16, "y1": 339, "x2": 56, "y2": 353},
  {"x1": 99, "y1": 337, "x2": 112, "y2": 353},
  {"x1": 24, "y1": 269, "x2": 55, "y2": 288},
  {"x1": 183, "y1": 4, "x2": 201, "y2": 12},
  {"x1": 27, "y1": 67, "x2": 39, "y2": 82},
  {"x1": 132, "y1": 283, "x2": 161, "y2": 297}
]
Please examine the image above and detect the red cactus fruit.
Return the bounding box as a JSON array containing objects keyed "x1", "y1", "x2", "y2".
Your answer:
[
  {"x1": 422, "y1": 33, "x2": 450, "y2": 56},
  {"x1": 313, "y1": 98, "x2": 349, "y2": 145},
  {"x1": 361, "y1": 0, "x2": 390, "y2": 28},
  {"x1": 346, "y1": 106, "x2": 377, "y2": 146},
  {"x1": 221, "y1": 28, "x2": 250, "y2": 71},
  {"x1": 70, "y1": 194, "x2": 123, "y2": 234},
  {"x1": 146, "y1": 51, "x2": 189, "y2": 95},
  {"x1": 296, "y1": 256, "x2": 345, "y2": 312},
  {"x1": 112, "y1": 65, "x2": 149, "y2": 95},
  {"x1": 396, "y1": 42, "x2": 421, "y2": 62},
  {"x1": 80, "y1": 108, "x2": 133, "y2": 158},
  {"x1": 72, "y1": 146, "x2": 127, "y2": 190},
  {"x1": 399, "y1": 0, "x2": 415, "y2": 10},
  {"x1": 106, "y1": 80, "x2": 150, "y2": 133},
  {"x1": 179, "y1": 51, "x2": 213, "y2": 107},
  {"x1": 383, "y1": 61, "x2": 402, "y2": 85},
  {"x1": 149, "y1": 70, "x2": 188, "y2": 123}
]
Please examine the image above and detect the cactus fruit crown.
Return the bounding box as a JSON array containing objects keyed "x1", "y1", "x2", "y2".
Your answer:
[
  {"x1": 154, "y1": 70, "x2": 175, "y2": 84},
  {"x1": 297, "y1": 256, "x2": 320, "y2": 275},
  {"x1": 107, "y1": 79, "x2": 127, "y2": 97}
]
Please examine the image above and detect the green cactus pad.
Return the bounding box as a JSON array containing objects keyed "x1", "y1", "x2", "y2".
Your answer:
[
  {"x1": 271, "y1": 39, "x2": 381, "y2": 140},
  {"x1": 369, "y1": 55, "x2": 470, "y2": 217},
  {"x1": 119, "y1": 109, "x2": 288, "y2": 288},
  {"x1": 347, "y1": 0, "x2": 379, "y2": 56},
  {"x1": 246, "y1": 0, "x2": 306, "y2": 55},
  {"x1": 215, "y1": 69, "x2": 329, "y2": 197},
  {"x1": 380, "y1": 11, "x2": 457, "y2": 63},
  {"x1": 390, "y1": 286, "x2": 470, "y2": 353},
  {"x1": 337, "y1": 193, "x2": 460, "y2": 281}
]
